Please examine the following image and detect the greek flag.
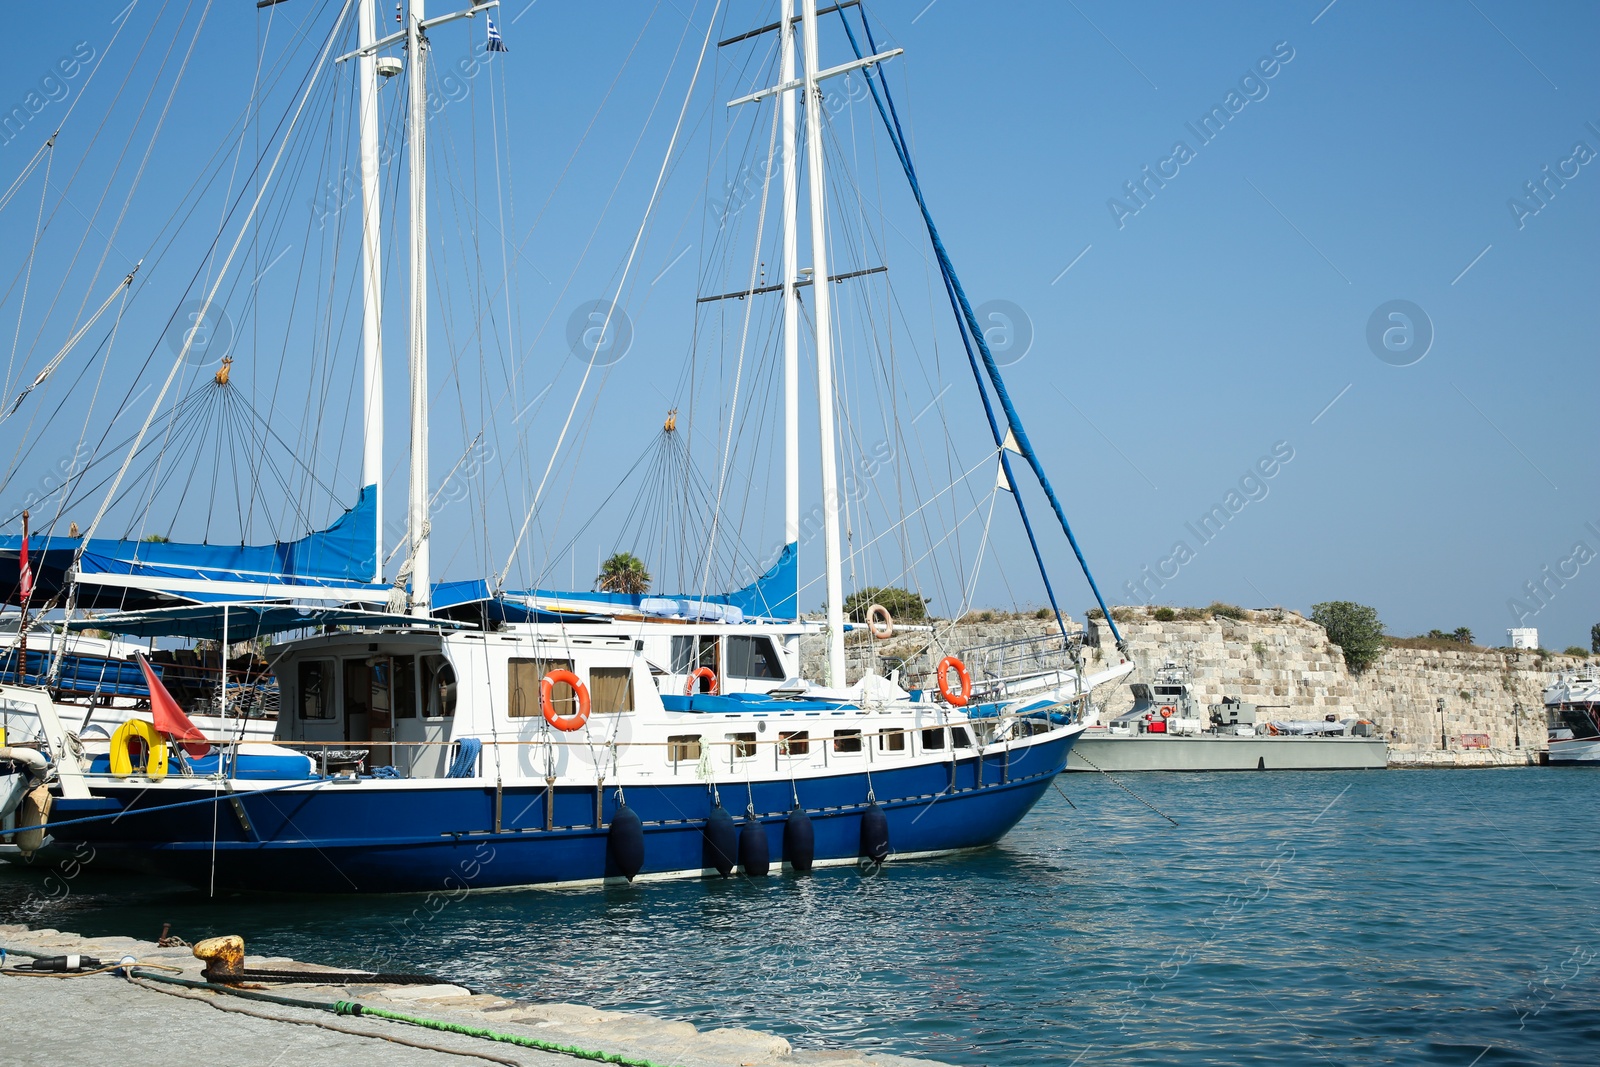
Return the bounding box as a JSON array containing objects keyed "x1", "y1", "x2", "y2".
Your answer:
[{"x1": 486, "y1": 16, "x2": 508, "y2": 52}]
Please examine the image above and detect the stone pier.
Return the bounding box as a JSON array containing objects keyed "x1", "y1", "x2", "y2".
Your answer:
[{"x1": 0, "y1": 924, "x2": 938, "y2": 1067}]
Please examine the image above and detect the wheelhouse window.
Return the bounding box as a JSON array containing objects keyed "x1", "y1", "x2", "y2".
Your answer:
[
  {"x1": 728, "y1": 732, "x2": 757, "y2": 759},
  {"x1": 832, "y1": 729, "x2": 862, "y2": 754},
  {"x1": 298, "y1": 660, "x2": 333, "y2": 720},
  {"x1": 879, "y1": 728, "x2": 907, "y2": 752},
  {"x1": 421, "y1": 655, "x2": 457, "y2": 718},
  {"x1": 509, "y1": 657, "x2": 573, "y2": 718},
  {"x1": 921, "y1": 727, "x2": 945, "y2": 750},
  {"x1": 779, "y1": 730, "x2": 810, "y2": 756},
  {"x1": 670, "y1": 635, "x2": 718, "y2": 674},
  {"x1": 726, "y1": 636, "x2": 784, "y2": 679},
  {"x1": 951, "y1": 727, "x2": 972, "y2": 749}
]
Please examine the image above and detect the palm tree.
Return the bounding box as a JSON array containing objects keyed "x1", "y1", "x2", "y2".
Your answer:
[{"x1": 597, "y1": 551, "x2": 651, "y2": 595}]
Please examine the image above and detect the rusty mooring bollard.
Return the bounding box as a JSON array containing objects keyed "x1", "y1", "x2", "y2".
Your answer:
[{"x1": 193, "y1": 934, "x2": 246, "y2": 981}]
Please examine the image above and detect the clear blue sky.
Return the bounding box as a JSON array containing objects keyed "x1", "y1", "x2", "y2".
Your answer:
[{"x1": 0, "y1": 1, "x2": 1594, "y2": 650}]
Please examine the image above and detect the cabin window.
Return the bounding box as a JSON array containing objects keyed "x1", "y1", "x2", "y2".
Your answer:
[
  {"x1": 298, "y1": 660, "x2": 333, "y2": 720},
  {"x1": 393, "y1": 655, "x2": 417, "y2": 719},
  {"x1": 670, "y1": 635, "x2": 718, "y2": 675},
  {"x1": 421, "y1": 655, "x2": 457, "y2": 718},
  {"x1": 879, "y1": 728, "x2": 907, "y2": 752},
  {"x1": 921, "y1": 727, "x2": 945, "y2": 750},
  {"x1": 667, "y1": 734, "x2": 702, "y2": 762},
  {"x1": 726, "y1": 636, "x2": 784, "y2": 679},
  {"x1": 951, "y1": 727, "x2": 972, "y2": 749},
  {"x1": 508, "y1": 657, "x2": 575, "y2": 718},
  {"x1": 589, "y1": 667, "x2": 635, "y2": 714},
  {"x1": 728, "y1": 732, "x2": 757, "y2": 759},
  {"x1": 779, "y1": 730, "x2": 810, "y2": 756},
  {"x1": 832, "y1": 729, "x2": 863, "y2": 754}
]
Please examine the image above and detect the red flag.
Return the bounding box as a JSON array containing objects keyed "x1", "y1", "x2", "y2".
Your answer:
[
  {"x1": 136, "y1": 653, "x2": 210, "y2": 757},
  {"x1": 17, "y1": 524, "x2": 31, "y2": 603}
]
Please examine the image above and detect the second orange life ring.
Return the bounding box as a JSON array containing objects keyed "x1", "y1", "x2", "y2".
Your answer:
[
  {"x1": 937, "y1": 656, "x2": 971, "y2": 707},
  {"x1": 686, "y1": 666, "x2": 719, "y2": 696}
]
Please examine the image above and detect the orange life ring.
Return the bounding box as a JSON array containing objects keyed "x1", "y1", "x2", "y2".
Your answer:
[
  {"x1": 1159, "y1": 705, "x2": 1175, "y2": 718},
  {"x1": 686, "y1": 666, "x2": 719, "y2": 696},
  {"x1": 541, "y1": 669, "x2": 591, "y2": 732},
  {"x1": 937, "y1": 656, "x2": 971, "y2": 707},
  {"x1": 866, "y1": 603, "x2": 894, "y2": 639}
]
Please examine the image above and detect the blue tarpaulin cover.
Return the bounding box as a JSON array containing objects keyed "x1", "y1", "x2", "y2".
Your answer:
[
  {"x1": 434, "y1": 542, "x2": 799, "y2": 622},
  {"x1": 0, "y1": 486, "x2": 380, "y2": 608}
]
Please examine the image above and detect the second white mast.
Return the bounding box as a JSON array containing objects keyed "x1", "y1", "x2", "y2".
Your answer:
[
  {"x1": 357, "y1": 0, "x2": 384, "y2": 582},
  {"x1": 800, "y1": 0, "x2": 846, "y2": 686},
  {"x1": 405, "y1": 0, "x2": 431, "y2": 616},
  {"x1": 780, "y1": 0, "x2": 800, "y2": 576}
]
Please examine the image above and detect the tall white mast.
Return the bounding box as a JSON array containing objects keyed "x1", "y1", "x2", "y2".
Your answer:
[
  {"x1": 357, "y1": 0, "x2": 384, "y2": 582},
  {"x1": 800, "y1": 0, "x2": 846, "y2": 685},
  {"x1": 780, "y1": 0, "x2": 799, "y2": 573},
  {"x1": 405, "y1": 0, "x2": 431, "y2": 616}
]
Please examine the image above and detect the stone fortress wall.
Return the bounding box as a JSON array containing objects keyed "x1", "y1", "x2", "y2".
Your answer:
[{"x1": 802, "y1": 606, "x2": 1581, "y2": 766}]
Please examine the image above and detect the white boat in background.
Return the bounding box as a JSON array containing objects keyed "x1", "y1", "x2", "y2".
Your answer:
[
  {"x1": 0, "y1": 622, "x2": 277, "y2": 744},
  {"x1": 1069, "y1": 662, "x2": 1387, "y2": 772},
  {"x1": 1545, "y1": 667, "x2": 1600, "y2": 763}
]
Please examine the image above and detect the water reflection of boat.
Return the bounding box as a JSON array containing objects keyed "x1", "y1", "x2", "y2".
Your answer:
[{"x1": 1068, "y1": 662, "x2": 1387, "y2": 772}]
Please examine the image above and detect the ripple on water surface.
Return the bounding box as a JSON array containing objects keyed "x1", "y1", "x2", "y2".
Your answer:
[{"x1": 3, "y1": 768, "x2": 1596, "y2": 1065}]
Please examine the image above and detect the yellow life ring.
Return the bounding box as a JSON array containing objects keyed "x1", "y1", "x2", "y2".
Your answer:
[{"x1": 110, "y1": 719, "x2": 168, "y2": 779}]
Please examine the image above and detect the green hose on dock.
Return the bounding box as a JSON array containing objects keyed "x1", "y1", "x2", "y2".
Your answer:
[
  {"x1": 2, "y1": 943, "x2": 682, "y2": 1067},
  {"x1": 127, "y1": 969, "x2": 681, "y2": 1067},
  {"x1": 334, "y1": 1000, "x2": 679, "y2": 1066}
]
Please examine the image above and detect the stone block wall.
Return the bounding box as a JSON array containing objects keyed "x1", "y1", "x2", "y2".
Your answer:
[{"x1": 799, "y1": 607, "x2": 1581, "y2": 762}]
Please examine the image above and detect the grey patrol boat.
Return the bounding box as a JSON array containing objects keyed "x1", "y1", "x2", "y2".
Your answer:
[{"x1": 1066, "y1": 662, "x2": 1388, "y2": 772}]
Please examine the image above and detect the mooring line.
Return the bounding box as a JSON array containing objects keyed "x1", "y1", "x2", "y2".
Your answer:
[{"x1": 1068, "y1": 750, "x2": 1180, "y2": 826}]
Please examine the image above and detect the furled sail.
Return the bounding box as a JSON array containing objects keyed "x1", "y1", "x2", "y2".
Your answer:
[{"x1": 0, "y1": 486, "x2": 382, "y2": 610}]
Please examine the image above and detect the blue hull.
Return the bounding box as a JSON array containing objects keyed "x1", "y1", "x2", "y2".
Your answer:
[{"x1": 47, "y1": 733, "x2": 1076, "y2": 893}]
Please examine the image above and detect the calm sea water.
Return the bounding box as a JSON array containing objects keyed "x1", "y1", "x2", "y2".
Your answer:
[{"x1": 4, "y1": 768, "x2": 1597, "y2": 1065}]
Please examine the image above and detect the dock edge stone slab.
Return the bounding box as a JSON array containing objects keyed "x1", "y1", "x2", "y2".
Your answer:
[{"x1": 0, "y1": 924, "x2": 942, "y2": 1067}]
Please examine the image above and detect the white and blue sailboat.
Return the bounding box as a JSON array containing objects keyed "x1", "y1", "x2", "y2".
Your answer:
[{"x1": 3, "y1": 0, "x2": 1133, "y2": 893}]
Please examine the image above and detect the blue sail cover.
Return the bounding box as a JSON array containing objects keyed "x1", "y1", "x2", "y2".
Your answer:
[
  {"x1": 0, "y1": 486, "x2": 380, "y2": 609},
  {"x1": 435, "y1": 542, "x2": 799, "y2": 623}
]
